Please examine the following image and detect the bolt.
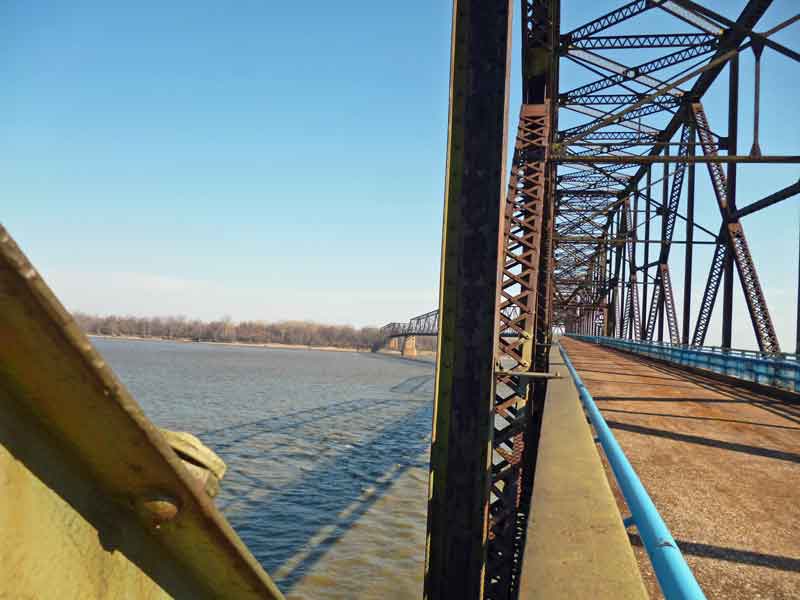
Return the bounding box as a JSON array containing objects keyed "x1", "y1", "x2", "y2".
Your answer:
[{"x1": 136, "y1": 493, "x2": 181, "y2": 529}]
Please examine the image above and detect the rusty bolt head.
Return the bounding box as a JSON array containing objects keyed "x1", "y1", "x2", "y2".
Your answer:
[{"x1": 135, "y1": 493, "x2": 181, "y2": 528}]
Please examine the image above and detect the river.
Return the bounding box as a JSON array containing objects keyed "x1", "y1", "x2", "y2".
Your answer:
[{"x1": 92, "y1": 337, "x2": 434, "y2": 599}]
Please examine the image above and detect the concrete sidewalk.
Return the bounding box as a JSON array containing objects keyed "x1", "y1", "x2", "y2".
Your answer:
[{"x1": 519, "y1": 346, "x2": 647, "y2": 599}]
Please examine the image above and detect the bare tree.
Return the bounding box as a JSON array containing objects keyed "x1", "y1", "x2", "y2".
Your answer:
[{"x1": 72, "y1": 312, "x2": 383, "y2": 350}]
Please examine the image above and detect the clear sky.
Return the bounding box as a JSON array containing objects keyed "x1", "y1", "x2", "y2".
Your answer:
[{"x1": 2, "y1": 1, "x2": 798, "y2": 348}]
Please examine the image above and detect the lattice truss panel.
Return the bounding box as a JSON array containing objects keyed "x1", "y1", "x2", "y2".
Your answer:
[
  {"x1": 551, "y1": 0, "x2": 789, "y2": 353},
  {"x1": 379, "y1": 309, "x2": 439, "y2": 339},
  {"x1": 690, "y1": 102, "x2": 781, "y2": 353},
  {"x1": 486, "y1": 104, "x2": 550, "y2": 600}
]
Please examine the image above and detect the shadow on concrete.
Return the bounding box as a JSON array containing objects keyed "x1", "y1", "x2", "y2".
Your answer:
[
  {"x1": 628, "y1": 533, "x2": 800, "y2": 573},
  {"x1": 603, "y1": 348, "x2": 800, "y2": 409},
  {"x1": 576, "y1": 368, "x2": 685, "y2": 382},
  {"x1": 600, "y1": 407, "x2": 800, "y2": 432},
  {"x1": 595, "y1": 395, "x2": 800, "y2": 425},
  {"x1": 606, "y1": 420, "x2": 800, "y2": 464},
  {"x1": 594, "y1": 396, "x2": 753, "y2": 404}
]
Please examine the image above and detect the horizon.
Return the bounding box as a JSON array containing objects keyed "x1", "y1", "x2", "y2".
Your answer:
[
  {"x1": 3, "y1": 1, "x2": 799, "y2": 349},
  {"x1": 73, "y1": 309, "x2": 386, "y2": 330}
]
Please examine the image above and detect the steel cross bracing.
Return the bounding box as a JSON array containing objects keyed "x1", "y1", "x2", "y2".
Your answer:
[
  {"x1": 642, "y1": 121, "x2": 693, "y2": 344},
  {"x1": 690, "y1": 101, "x2": 781, "y2": 353},
  {"x1": 623, "y1": 196, "x2": 642, "y2": 339},
  {"x1": 551, "y1": 0, "x2": 799, "y2": 355},
  {"x1": 414, "y1": 1, "x2": 800, "y2": 598},
  {"x1": 486, "y1": 103, "x2": 551, "y2": 599}
]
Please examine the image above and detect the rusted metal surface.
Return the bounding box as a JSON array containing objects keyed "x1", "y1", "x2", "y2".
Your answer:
[
  {"x1": 0, "y1": 224, "x2": 284, "y2": 600},
  {"x1": 691, "y1": 101, "x2": 780, "y2": 354},
  {"x1": 488, "y1": 102, "x2": 551, "y2": 599},
  {"x1": 423, "y1": 0, "x2": 514, "y2": 597},
  {"x1": 561, "y1": 337, "x2": 800, "y2": 599}
]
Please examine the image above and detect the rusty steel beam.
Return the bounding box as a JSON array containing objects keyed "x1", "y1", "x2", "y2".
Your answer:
[
  {"x1": 692, "y1": 227, "x2": 727, "y2": 347},
  {"x1": 488, "y1": 102, "x2": 553, "y2": 600},
  {"x1": 735, "y1": 180, "x2": 800, "y2": 219},
  {"x1": 554, "y1": 154, "x2": 800, "y2": 164},
  {"x1": 691, "y1": 102, "x2": 780, "y2": 353},
  {"x1": 624, "y1": 197, "x2": 641, "y2": 339},
  {"x1": 424, "y1": 0, "x2": 514, "y2": 598},
  {"x1": 643, "y1": 122, "x2": 692, "y2": 344}
]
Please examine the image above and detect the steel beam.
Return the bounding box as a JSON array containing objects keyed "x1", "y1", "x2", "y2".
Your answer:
[
  {"x1": 424, "y1": 1, "x2": 514, "y2": 597},
  {"x1": 0, "y1": 227, "x2": 285, "y2": 600},
  {"x1": 721, "y1": 57, "x2": 739, "y2": 347},
  {"x1": 489, "y1": 104, "x2": 551, "y2": 599},
  {"x1": 735, "y1": 180, "x2": 800, "y2": 218},
  {"x1": 682, "y1": 131, "x2": 696, "y2": 344},
  {"x1": 691, "y1": 101, "x2": 780, "y2": 353},
  {"x1": 554, "y1": 155, "x2": 800, "y2": 164}
]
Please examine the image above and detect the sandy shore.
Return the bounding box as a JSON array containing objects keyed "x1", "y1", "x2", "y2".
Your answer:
[{"x1": 87, "y1": 334, "x2": 370, "y2": 354}]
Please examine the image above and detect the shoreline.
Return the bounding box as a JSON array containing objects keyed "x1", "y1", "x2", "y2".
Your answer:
[{"x1": 87, "y1": 333, "x2": 369, "y2": 354}]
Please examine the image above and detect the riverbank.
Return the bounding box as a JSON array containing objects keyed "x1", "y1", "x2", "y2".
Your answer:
[{"x1": 87, "y1": 334, "x2": 370, "y2": 354}]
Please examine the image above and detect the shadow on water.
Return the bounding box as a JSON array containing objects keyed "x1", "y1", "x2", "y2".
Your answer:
[
  {"x1": 197, "y1": 396, "x2": 416, "y2": 451},
  {"x1": 200, "y1": 383, "x2": 434, "y2": 592}
]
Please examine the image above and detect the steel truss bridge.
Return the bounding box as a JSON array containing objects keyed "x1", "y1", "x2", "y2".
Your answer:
[
  {"x1": 380, "y1": 2, "x2": 800, "y2": 599},
  {"x1": 380, "y1": 309, "x2": 439, "y2": 339},
  {"x1": 2, "y1": 2, "x2": 799, "y2": 600}
]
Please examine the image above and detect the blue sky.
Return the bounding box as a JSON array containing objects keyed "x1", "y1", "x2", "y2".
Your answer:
[{"x1": 2, "y1": 1, "x2": 798, "y2": 348}]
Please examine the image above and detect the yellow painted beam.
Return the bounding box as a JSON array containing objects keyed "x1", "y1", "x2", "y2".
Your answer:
[{"x1": 0, "y1": 224, "x2": 284, "y2": 600}]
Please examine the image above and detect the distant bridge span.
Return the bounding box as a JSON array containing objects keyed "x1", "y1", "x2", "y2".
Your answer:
[
  {"x1": 380, "y1": 309, "x2": 439, "y2": 339},
  {"x1": 380, "y1": 308, "x2": 523, "y2": 342}
]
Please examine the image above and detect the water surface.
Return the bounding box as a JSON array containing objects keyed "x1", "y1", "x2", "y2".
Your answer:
[{"x1": 93, "y1": 337, "x2": 434, "y2": 599}]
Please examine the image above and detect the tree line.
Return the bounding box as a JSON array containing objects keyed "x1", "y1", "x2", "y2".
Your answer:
[{"x1": 73, "y1": 312, "x2": 385, "y2": 350}]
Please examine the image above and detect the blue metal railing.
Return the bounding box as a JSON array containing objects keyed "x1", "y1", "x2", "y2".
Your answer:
[
  {"x1": 570, "y1": 335, "x2": 800, "y2": 394},
  {"x1": 559, "y1": 344, "x2": 706, "y2": 600}
]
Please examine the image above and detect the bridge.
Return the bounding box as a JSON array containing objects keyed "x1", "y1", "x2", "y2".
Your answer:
[
  {"x1": 382, "y1": 1, "x2": 800, "y2": 599},
  {"x1": 379, "y1": 310, "x2": 439, "y2": 357}
]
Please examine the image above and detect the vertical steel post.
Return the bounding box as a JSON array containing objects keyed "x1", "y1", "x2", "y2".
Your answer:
[
  {"x1": 658, "y1": 148, "x2": 669, "y2": 343},
  {"x1": 642, "y1": 166, "x2": 651, "y2": 339},
  {"x1": 750, "y1": 41, "x2": 764, "y2": 157},
  {"x1": 424, "y1": 1, "x2": 513, "y2": 597},
  {"x1": 620, "y1": 209, "x2": 627, "y2": 338},
  {"x1": 609, "y1": 214, "x2": 617, "y2": 336},
  {"x1": 632, "y1": 191, "x2": 639, "y2": 339},
  {"x1": 797, "y1": 220, "x2": 800, "y2": 355},
  {"x1": 722, "y1": 56, "x2": 739, "y2": 348},
  {"x1": 683, "y1": 131, "x2": 696, "y2": 345}
]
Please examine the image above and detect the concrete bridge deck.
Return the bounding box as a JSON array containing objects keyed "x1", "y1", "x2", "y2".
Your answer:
[{"x1": 559, "y1": 337, "x2": 800, "y2": 599}]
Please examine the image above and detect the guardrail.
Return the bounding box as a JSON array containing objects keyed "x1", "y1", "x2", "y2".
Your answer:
[
  {"x1": 559, "y1": 344, "x2": 706, "y2": 600},
  {"x1": 570, "y1": 335, "x2": 800, "y2": 394}
]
